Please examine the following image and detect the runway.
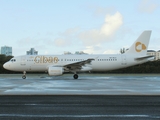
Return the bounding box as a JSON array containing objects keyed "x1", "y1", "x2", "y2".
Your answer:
[
  {"x1": 0, "y1": 95, "x2": 160, "y2": 120},
  {"x1": 0, "y1": 74, "x2": 160, "y2": 95},
  {"x1": 0, "y1": 74, "x2": 160, "y2": 119}
]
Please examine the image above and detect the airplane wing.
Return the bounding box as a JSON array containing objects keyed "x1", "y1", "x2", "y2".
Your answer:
[
  {"x1": 135, "y1": 55, "x2": 155, "y2": 61},
  {"x1": 63, "y1": 58, "x2": 94, "y2": 72}
]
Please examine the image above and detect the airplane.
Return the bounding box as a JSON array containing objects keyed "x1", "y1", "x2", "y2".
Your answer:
[{"x1": 3, "y1": 31, "x2": 154, "y2": 79}]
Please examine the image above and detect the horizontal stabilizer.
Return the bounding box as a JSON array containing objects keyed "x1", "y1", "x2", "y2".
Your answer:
[{"x1": 135, "y1": 55, "x2": 155, "y2": 61}]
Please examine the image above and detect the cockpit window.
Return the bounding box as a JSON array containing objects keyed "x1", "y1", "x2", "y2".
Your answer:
[{"x1": 11, "y1": 59, "x2": 16, "y2": 62}]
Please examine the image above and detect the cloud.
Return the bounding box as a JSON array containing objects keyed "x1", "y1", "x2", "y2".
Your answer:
[
  {"x1": 46, "y1": 12, "x2": 123, "y2": 54},
  {"x1": 138, "y1": 0, "x2": 158, "y2": 13},
  {"x1": 83, "y1": 46, "x2": 119, "y2": 54},
  {"x1": 49, "y1": 11, "x2": 123, "y2": 55},
  {"x1": 83, "y1": 45, "x2": 101, "y2": 54},
  {"x1": 53, "y1": 38, "x2": 69, "y2": 47},
  {"x1": 53, "y1": 12, "x2": 123, "y2": 48},
  {"x1": 101, "y1": 12, "x2": 123, "y2": 36},
  {"x1": 78, "y1": 11, "x2": 123, "y2": 46},
  {"x1": 83, "y1": 46, "x2": 94, "y2": 54},
  {"x1": 52, "y1": 27, "x2": 80, "y2": 47}
]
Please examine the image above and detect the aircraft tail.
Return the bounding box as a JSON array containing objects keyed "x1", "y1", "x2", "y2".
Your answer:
[{"x1": 125, "y1": 31, "x2": 152, "y2": 55}]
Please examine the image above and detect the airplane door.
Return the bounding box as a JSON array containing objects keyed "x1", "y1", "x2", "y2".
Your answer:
[
  {"x1": 21, "y1": 56, "x2": 26, "y2": 66},
  {"x1": 121, "y1": 55, "x2": 127, "y2": 65}
]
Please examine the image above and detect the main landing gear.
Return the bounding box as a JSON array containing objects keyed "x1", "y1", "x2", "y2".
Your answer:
[
  {"x1": 22, "y1": 71, "x2": 26, "y2": 79},
  {"x1": 73, "y1": 74, "x2": 78, "y2": 79}
]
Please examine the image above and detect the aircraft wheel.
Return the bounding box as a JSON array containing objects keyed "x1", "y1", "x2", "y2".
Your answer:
[
  {"x1": 73, "y1": 74, "x2": 78, "y2": 79},
  {"x1": 22, "y1": 75, "x2": 26, "y2": 79}
]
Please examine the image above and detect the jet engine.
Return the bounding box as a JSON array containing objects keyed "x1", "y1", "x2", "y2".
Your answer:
[{"x1": 48, "y1": 66, "x2": 64, "y2": 76}]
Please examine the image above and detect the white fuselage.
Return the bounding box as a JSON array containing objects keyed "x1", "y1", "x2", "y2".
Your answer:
[{"x1": 3, "y1": 54, "x2": 151, "y2": 73}]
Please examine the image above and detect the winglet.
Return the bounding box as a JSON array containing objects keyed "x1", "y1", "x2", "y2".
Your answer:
[{"x1": 125, "y1": 31, "x2": 152, "y2": 55}]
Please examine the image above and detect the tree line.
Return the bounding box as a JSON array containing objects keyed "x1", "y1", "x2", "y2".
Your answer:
[{"x1": 0, "y1": 54, "x2": 160, "y2": 74}]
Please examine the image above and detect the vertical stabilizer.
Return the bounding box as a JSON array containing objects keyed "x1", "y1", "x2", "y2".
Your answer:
[{"x1": 125, "y1": 31, "x2": 152, "y2": 55}]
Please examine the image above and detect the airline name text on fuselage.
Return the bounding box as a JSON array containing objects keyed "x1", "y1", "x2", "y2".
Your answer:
[{"x1": 34, "y1": 56, "x2": 58, "y2": 63}]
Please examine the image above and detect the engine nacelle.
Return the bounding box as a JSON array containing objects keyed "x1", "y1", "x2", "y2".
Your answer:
[{"x1": 48, "y1": 67, "x2": 64, "y2": 76}]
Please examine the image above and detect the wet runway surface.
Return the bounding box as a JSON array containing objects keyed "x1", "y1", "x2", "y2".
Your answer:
[
  {"x1": 0, "y1": 95, "x2": 160, "y2": 120},
  {"x1": 0, "y1": 74, "x2": 160, "y2": 119},
  {"x1": 0, "y1": 74, "x2": 160, "y2": 95}
]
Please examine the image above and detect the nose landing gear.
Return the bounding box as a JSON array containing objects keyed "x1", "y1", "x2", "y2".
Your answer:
[{"x1": 22, "y1": 71, "x2": 26, "y2": 79}]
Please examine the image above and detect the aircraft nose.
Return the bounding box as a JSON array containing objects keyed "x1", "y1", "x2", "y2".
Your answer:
[{"x1": 3, "y1": 62, "x2": 9, "y2": 70}]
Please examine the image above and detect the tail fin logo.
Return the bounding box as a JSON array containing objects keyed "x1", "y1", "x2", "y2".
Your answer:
[{"x1": 135, "y1": 42, "x2": 146, "y2": 52}]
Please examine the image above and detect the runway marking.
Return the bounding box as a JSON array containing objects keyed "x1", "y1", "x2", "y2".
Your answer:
[{"x1": 0, "y1": 114, "x2": 160, "y2": 118}]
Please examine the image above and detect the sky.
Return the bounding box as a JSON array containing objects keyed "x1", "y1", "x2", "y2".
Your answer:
[{"x1": 0, "y1": 0, "x2": 160, "y2": 56}]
